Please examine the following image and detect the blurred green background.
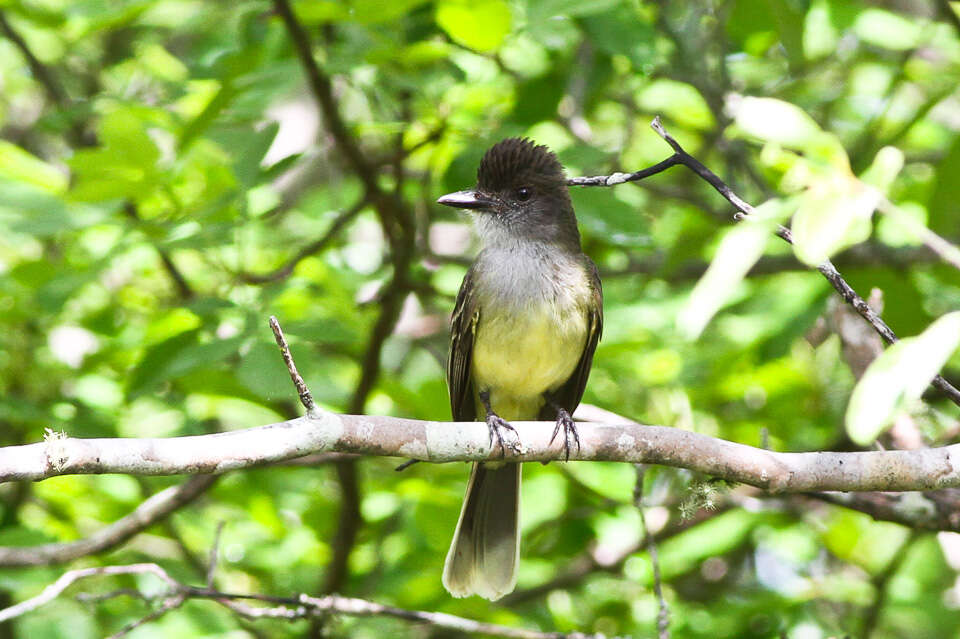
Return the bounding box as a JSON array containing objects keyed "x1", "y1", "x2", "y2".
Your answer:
[{"x1": 1, "y1": 0, "x2": 960, "y2": 637}]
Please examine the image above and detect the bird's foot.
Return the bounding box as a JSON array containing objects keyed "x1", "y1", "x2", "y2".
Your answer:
[
  {"x1": 486, "y1": 413, "x2": 521, "y2": 457},
  {"x1": 549, "y1": 407, "x2": 580, "y2": 462}
]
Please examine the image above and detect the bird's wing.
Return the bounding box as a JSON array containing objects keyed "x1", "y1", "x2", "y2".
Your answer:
[
  {"x1": 448, "y1": 264, "x2": 480, "y2": 421},
  {"x1": 540, "y1": 258, "x2": 603, "y2": 418}
]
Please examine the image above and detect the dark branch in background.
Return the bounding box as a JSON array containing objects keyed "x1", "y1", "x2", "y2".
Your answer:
[
  {"x1": 859, "y1": 531, "x2": 919, "y2": 639},
  {"x1": 0, "y1": 11, "x2": 92, "y2": 148},
  {"x1": 811, "y1": 489, "x2": 960, "y2": 531},
  {"x1": 240, "y1": 196, "x2": 369, "y2": 284},
  {"x1": 0, "y1": 563, "x2": 610, "y2": 639},
  {"x1": 0, "y1": 474, "x2": 216, "y2": 567},
  {"x1": 569, "y1": 116, "x2": 960, "y2": 409},
  {"x1": 506, "y1": 503, "x2": 732, "y2": 605},
  {"x1": 0, "y1": 11, "x2": 68, "y2": 107},
  {"x1": 634, "y1": 466, "x2": 670, "y2": 639},
  {"x1": 938, "y1": 0, "x2": 960, "y2": 38},
  {"x1": 271, "y1": 0, "x2": 377, "y2": 189},
  {"x1": 122, "y1": 203, "x2": 194, "y2": 300},
  {"x1": 270, "y1": 4, "x2": 419, "y2": 608}
]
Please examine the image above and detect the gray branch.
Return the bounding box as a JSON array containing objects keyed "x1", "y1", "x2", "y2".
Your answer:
[
  {"x1": 0, "y1": 474, "x2": 216, "y2": 567},
  {"x1": 3, "y1": 409, "x2": 958, "y2": 493},
  {"x1": 0, "y1": 562, "x2": 611, "y2": 638}
]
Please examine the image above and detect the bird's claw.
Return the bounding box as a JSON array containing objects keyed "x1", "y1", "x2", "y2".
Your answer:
[
  {"x1": 549, "y1": 408, "x2": 580, "y2": 462},
  {"x1": 486, "y1": 413, "x2": 521, "y2": 457}
]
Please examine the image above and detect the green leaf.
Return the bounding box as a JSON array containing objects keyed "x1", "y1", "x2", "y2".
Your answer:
[
  {"x1": 0, "y1": 179, "x2": 109, "y2": 236},
  {"x1": 732, "y1": 96, "x2": 824, "y2": 150},
  {"x1": 68, "y1": 108, "x2": 161, "y2": 202},
  {"x1": 127, "y1": 330, "x2": 244, "y2": 398},
  {"x1": 351, "y1": 0, "x2": 429, "y2": 23},
  {"x1": 582, "y1": 7, "x2": 657, "y2": 69},
  {"x1": 634, "y1": 80, "x2": 715, "y2": 130},
  {"x1": 569, "y1": 187, "x2": 648, "y2": 246},
  {"x1": 859, "y1": 146, "x2": 904, "y2": 193},
  {"x1": 791, "y1": 175, "x2": 878, "y2": 266},
  {"x1": 846, "y1": 312, "x2": 960, "y2": 445},
  {"x1": 677, "y1": 200, "x2": 791, "y2": 339},
  {"x1": 435, "y1": 0, "x2": 511, "y2": 53},
  {"x1": 0, "y1": 141, "x2": 68, "y2": 192},
  {"x1": 528, "y1": 0, "x2": 620, "y2": 19},
  {"x1": 853, "y1": 8, "x2": 923, "y2": 51},
  {"x1": 803, "y1": 0, "x2": 840, "y2": 59}
]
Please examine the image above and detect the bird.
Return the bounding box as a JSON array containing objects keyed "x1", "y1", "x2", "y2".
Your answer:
[{"x1": 436, "y1": 138, "x2": 603, "y2": 601}]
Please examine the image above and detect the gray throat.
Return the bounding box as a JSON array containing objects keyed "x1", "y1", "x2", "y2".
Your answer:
[{"x1": 472, "y1": 239, "x2": 586, "y2": 315}]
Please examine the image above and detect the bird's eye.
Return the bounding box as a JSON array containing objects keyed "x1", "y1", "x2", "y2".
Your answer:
[{"x1": 515, "y1": 186, "x2": 532, "y2": 201}]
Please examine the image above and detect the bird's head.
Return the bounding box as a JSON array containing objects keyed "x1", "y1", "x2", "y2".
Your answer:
[{"x1": 437, "y1": 138, "x2": 580, "y2": 248}]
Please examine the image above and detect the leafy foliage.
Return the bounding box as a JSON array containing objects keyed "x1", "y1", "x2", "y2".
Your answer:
[{"x1": 0, "y1": 0, "x2": 959, "y2": 637}]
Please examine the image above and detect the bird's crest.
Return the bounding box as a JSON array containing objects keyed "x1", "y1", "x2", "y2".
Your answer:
[{"x1": 477, "y1": 138, "x2": 564, "y2": 191}]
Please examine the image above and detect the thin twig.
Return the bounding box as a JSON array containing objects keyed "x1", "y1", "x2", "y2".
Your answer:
[
  {"x1": 105, "y1": 594, "x2": 185, "y2": 639},
  {"x1": 877, "y1": 199, "x2": 960, "y2": 272},
  {"x1": 567, "y1": 116, "x2": 960, "y2": 408},
  {"x1": 635, "y1": 466, "x2": 670, "y2": 639},
  {"x1": 0, "y1": 474, "x2": 217, "y2": 567},
  {"x1": 0, "y1": 562, "x2": 613, "y2": 639},
  {"x1": 240, "y1": 197, "x2": 369, "y2": 284},
  {"x1": 269, "y1": 315, "x2": 316, "y2": 414},
  {"x1": 206, "y1": 521, "x2": 226, "y2": 589},
  {"x1": 122, "y1": 203, "x2": 194, "y2": 300},
  {"x1": 859, "y1": 531, "x2": 920, "y2": 638}
]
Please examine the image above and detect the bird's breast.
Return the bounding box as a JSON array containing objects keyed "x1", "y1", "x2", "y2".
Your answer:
[{"x1": 470, "y1": 250, "x2": 591, "y2": 420}]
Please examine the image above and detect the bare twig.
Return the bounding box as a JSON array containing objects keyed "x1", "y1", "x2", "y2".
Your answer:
[
  {"x1": 206, "y1": 521, "x2": 226, "y2": 589},
  {"x1": 0, "y1": 563, "x2": 612, "y2": 639},
  {"x1": 106, "y1": 594, "x2": 186, "y2": 639},
  {"x1": 269, "y1": 316, "x2": 316, "y2": 414},
  {"x1": 0, "y1": 563, "x2": 180, "y2": 623},
  {"x1": 0, "y1": 474, "x2": 217, "y2": 567},
  {"x1": 567, "y1": 116, "x2": 960, "y2": 409}
]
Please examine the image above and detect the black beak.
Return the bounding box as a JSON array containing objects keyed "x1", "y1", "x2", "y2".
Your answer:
[{"x1": 436, "y1": 190, "x2": 496, "y2": 210}]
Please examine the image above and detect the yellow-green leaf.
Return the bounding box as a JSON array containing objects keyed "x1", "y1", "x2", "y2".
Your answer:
[
  {"x1": 791, "y1": 175, "x2": 878, "y2": 266},
  {"x1": 0, "y1": 141, "x2": 67, "y2": 193},
  {"x1": 678, "y1": 200, "x2": 792, "y2": 339},
  {"x1": 436, "y1": 0, "x2": 511, "y2": 53},
  {"x1": 846, "y1": 312, "x2": 960, "y2": 445}
]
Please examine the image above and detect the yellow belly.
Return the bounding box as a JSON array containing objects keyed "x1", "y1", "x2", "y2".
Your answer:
[{"x1": 472, "y1": 305, "x2": 588, "y2": 421}]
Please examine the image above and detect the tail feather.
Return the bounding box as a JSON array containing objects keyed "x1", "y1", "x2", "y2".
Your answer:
[{"x1": 442, "y1": 463, "x2": 521, "y2": 600}]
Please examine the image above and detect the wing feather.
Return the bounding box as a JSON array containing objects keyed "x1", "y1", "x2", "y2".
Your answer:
[
  {"x1": 448, "y1": 265, "x2": 480, "y2": 421},
  {"x1": 539, "y1": 258, "x2": 603, "y2": 418}
]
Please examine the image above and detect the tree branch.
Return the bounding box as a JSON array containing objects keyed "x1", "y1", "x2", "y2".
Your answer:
[
  {"x1": 568, "y1": 116, "x2": 960, "y2": 409},
  {"x1": 5, "y1": 411, "x2": 960, "y2": 493},
  {"x1": 0, "y1": 11, "x2": 69, "y2": 107},
  {"x1": 0, "y1": 563, "x2": 610, "y2": 639},
  {"x1": 0, "y1": 474, "x2": 217, "y2": 567},
  {"x1": 239, "y1": 196, "x2": 369, "y2": 284}
]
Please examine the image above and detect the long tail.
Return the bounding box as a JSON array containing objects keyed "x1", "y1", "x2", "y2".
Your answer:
[{"x1": 442, "y1": 462, "x2": 521, "y2": 600}]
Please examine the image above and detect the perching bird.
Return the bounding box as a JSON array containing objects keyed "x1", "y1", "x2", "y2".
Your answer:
[{"x1": 436, "y1": 138, "x2": 603, "y2": 600}]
